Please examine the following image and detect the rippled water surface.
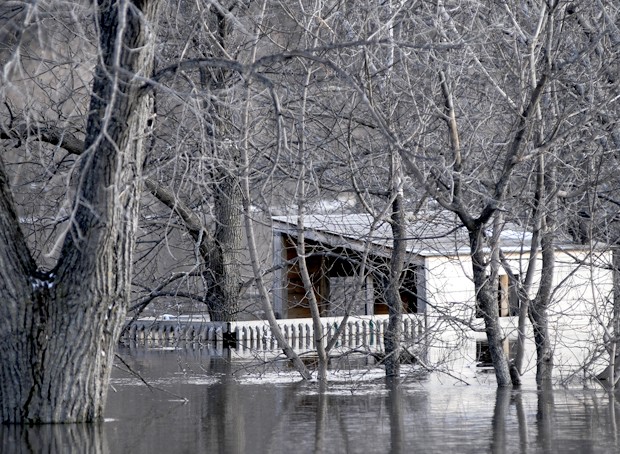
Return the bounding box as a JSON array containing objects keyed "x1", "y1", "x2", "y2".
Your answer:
[{"x1": 3, "y1": 347, "x2": 620, "y2": 453}]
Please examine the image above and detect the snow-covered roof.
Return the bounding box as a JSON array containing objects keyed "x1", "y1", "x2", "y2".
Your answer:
[{"x1": 272, "y1": 212, "x2": 540, "y2": 257}]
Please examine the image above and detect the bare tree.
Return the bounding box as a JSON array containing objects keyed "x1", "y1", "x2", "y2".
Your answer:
[
  {"x1": 299, "y1": 0, "x2": 619, "y2": 386},
  {"x1": 0, "y1": 0, "x2": 162, "y2": 423}
]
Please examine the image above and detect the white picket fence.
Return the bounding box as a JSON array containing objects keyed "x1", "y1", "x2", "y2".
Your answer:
[
  {"x1": 122, "y1": 318, "x2": 227, "y2": 345},
  {"x1": 121, "y1": 314, "x2": 425, "y2": 352}
]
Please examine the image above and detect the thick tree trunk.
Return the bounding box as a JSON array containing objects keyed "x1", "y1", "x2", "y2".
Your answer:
[
  {"x1": 470, "y1": 227, "x2": 512, "y2": 387},
  {"x1": 437, "y1": 67, "x2": 509, "y2": 385},
  {"x1": 0, "y1": 0, "x2": 161, "y2": 423},
  {"x1": 208, "y1": 165, "x2": 242, "y2": 321},
  {"x1": 527, "y1": 9, "x2": 555, "y2": 384}
]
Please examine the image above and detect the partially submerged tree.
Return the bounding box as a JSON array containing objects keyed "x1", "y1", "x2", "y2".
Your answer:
[{"x1": 0, "y1": 0, "x2": 162, "y2": 423}]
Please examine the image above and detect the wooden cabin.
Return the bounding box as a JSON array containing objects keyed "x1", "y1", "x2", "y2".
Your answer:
[{"x1": 272, "y1": 216, "x2": 422, "y2": 319}]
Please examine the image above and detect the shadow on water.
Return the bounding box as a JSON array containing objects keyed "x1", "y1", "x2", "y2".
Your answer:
[{"x1": 4, "y1": 348, "x2": 620, "y2": 453}]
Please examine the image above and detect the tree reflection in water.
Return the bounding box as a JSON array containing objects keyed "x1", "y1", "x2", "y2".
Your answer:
[
  {"x1": 314, "y1": 382, "x2": 328, "y2": 454},
  {"x1": 537, "y1": 382, "x2": 555, "y2": 454},
  {"x1": 0, "y1": 422, "x2": 106, "y2": 454},
  {"x1": 491, "y1": 387, "x2": 510, "y2": 454},
  {"x1": 386, "y1": 377, "x2": 404, "y2": 454},
  {"x1": 4, "y1": 348, "x2": 620, "y2": 453}
]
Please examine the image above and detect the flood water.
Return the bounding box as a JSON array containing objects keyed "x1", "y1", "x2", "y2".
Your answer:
[{"x1": 2, "y1": 346, "x2": 620, "y2": 453}]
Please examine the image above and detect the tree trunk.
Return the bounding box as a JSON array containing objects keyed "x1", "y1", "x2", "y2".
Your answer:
[
  {"x1": 238, "y1": 69, "x2": 311, "y2": 379},
  {"x1": 512, "y1": 153, "x2": 546, "y2": 380},
  {"x1": 470, "y1": 227, "x2": 512, "y2": 387},
  {"x1": 208, "y1": 163, "x2": 242, "y2": 321},
  {"x1": 384, "y1": 154, "x2": 406, "y2": 378},
  {"x1": 0, "y1": 0, "x2": 161, "y2": 423},
  {"x1": 197, "y1": 11, "x2": 243, "y2": 321},
  {"x1": 530, "y1": 227, "x2": 554, "y2": 383},
  {"x1": 296, "y1": 214, "x2": 328, "y2": 382},
  {"x1": 437, "y1": 67, "x2": 509, "y2": 386},
  {"x1": 530, "y1": 158, "x2": 556, "y2": 384},
  {"x1": 527, "y1": 6, "x2": 555, "y2": 384}
]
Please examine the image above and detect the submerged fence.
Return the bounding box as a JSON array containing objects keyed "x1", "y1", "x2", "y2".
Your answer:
[{"x1": 120, "y1": 314, "x2": 425, "y2": 352}]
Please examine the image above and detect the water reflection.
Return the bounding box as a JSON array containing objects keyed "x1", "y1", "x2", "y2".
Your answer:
[
  {"x1": 386, "y1": 378, "x2": 404, "y2": 454},
  {"x1": 491, "y1": 387, "x2": 510, "y2": 454},
  {"x1": 514, "y1": 389, "x2": 528, "y2": 453},
  {"x1": 537, "y1": 383, "x2": 555, "y2": 454},
  {"x1": 314, "y1": 384, "x2": 328, "y2": 454},
  {"x1": 0, "y1": 423, "x2": 106, "y2": 454},
  {"x1": 2, "y1": 348, "x2": 620, "y2": 453}
]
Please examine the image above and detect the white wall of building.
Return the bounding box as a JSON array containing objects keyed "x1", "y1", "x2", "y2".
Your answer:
[{"x1": 420, "y1": 247, "x2": 615, "y2": 378}]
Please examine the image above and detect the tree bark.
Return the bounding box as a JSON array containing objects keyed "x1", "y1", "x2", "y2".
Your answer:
[
  {"x1": 208, "y1": 161, "x2": 242, "y2": 321},
  {"x1": 470, "y1": 227, "x2": 512, "y2": 387},
  {"x1": 0, "y1": 0, "x2": 161, "y2": 423},
  {"x1": 384, "y1": 154, "x2": 406, "y2": 378},
  {"x1": 530, "y1": 233, "x2": 554, "y2": 383}
]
